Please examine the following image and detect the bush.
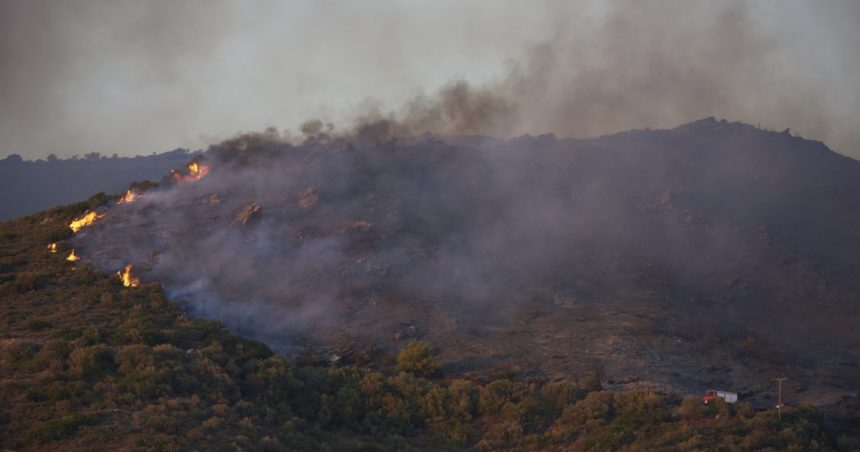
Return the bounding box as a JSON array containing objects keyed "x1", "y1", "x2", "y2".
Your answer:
[
  {"x1": 69, "y1": 344, "x2": 116, "y2": 379},
  {"x1": 87, "y1": 192, "x2": 110, "y2": 210},
  {"x1": 541, "y1": 380, "x2": 583, "y2": 412},
  {"x1": 395, "y1": 340, "x2": 440, "y2": 378},
  {"x1": 27, "y1": 414, "x2": 91, "y2": 443},
  {"x1": 677, "y1": 395, "x2": 712, "y2": 419},
  {"x1": 478, "y1": 379, "x2": 520, "y2": 416},
  {"x1": 1, "y1": 340, "x2": 42, "y2": 369}
]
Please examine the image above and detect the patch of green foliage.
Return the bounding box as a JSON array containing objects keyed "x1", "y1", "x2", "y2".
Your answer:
[
  {"x1": 396, "y1": 339, "x2": 441, "y2": 378},
  {"x1": 0, "y1": 199, "x2": 843, "y2": 450}
]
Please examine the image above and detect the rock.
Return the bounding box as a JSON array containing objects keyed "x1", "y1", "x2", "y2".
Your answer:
[
  {"x1": 392, "y1": 322, "x2": 418, "y2": 341},
  {"x1": 234, "y1": 203, "x2": 261, "y2": 225},
  {"x1": 298, "y1": 186, "x2": 319, "y2": 209},
  {"x1": 205, "y1": 194, "x2": 220, "y2": 206}
]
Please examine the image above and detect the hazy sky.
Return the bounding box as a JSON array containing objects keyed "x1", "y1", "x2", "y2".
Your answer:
[{"x1": 1, "y1": 0, "x2": 858, "y2": 159}]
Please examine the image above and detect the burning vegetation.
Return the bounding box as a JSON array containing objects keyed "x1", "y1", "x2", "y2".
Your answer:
[
  {"x1": 65, "y1": 250, "x2": 79, "y2": 262},
  {"x1": 0, "y1": 201, "x2": 847, "y2": 450},
  {"x1": 66, "y1": 161, "x2": 208, "y2": 290},
  {"x1": 68, "y1": 211, "x2": 103, "y2": 233},
  {"x1": 116, "y1": 264, "x2": 140, "y2": 288},
  {"x1": 5, "y1": 124, "x2": 859, "y2": 449},
  {"x1": 117, "y1": 190, "x2": 137, "y2": 204},
  {"x1": 68, "y1": 122, "x2": 860, "y2": 444},
  {"x1": 171, "y1": 161, "x2": 209, "y2": 183},
  {"x1": 188, "y1": 162, "x2": 207, "y2": 179}
]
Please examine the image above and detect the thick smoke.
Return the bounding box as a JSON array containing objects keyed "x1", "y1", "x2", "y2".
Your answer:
[
  {"x1": 42, "y1": 0, "x2": 860, "y2": 391},
  {"x1": 335, "y1": 0, "x2": 852, "y2": 151},
  {"x1": 73, "y1": 120, "x2": 860, "y2": 380},
  {"x1": 1, "y1": 1, "x2": 858, "y2": 158}
]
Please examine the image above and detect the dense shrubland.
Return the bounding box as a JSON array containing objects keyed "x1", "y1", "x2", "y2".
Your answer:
[{"x1": 0, "y1": 197, "x2": 846, "y2": 450}]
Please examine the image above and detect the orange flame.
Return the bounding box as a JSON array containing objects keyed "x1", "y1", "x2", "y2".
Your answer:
[
  {"x1": 117, "y1": 190, "x2": 137, "y2": 204},
  {"x1": 66, "y1": 250, "x2": 80, "y2": 262},
  {"x1": 48, "y1": 243, "x2": 58, "y2": 253},
  {"x1": 173, "y1": 162, "x2": 209, "y2": 183},
  {"x1": 117, "y1": 264, "x2": 140, "y2": 288},
  {"x1": 186, "y1": 162, "x2": 208, "y2": 181},
  {"x1": 69, "y1": 211, "x2": 104, "y2": 233}
]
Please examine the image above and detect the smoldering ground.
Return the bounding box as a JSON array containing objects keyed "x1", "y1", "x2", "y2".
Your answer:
[
  {"x1": 72, "y1": 118, "x2": 860, "y2": 386},
  {"x1": 22, "y1": 0, "x2": 859, "y2": 402}
]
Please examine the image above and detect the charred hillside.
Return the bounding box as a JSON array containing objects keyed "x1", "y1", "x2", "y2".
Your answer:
[{"x1": 71, "y1": 118, "x2": 860, "y2": 414}]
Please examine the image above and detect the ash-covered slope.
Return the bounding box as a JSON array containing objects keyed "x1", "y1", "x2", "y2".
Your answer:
[{"x1": 73, "y1": 118, "x2": 860, "y2": 409}]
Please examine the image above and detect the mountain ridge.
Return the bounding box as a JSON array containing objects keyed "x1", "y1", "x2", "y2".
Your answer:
[{"x1": 64, "y1": 119, "x2": 859, "y2": 420}]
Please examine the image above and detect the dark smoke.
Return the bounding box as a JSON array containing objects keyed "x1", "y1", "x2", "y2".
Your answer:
[
  {"x1": 38, "y1": 0, "x2": 860, "y2": 394},
  {"x1": 1, "y1": 1, "x2": 858, "y2": 158},
  {"x1": 73, "y1": 119, "x2": 860, "y2": 374},
  {"x1": 290, "y1": 0, "x2": 856, "y2": 155}
]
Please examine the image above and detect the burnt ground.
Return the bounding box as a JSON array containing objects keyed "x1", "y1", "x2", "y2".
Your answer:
[{"x1": 74, "y1": 119, "x2": 859, "y2": 430}]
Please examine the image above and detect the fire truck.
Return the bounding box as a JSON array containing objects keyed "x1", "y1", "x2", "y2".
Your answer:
[{"x1": 703, "y1": 389, "x2": 738, "y2": 404}]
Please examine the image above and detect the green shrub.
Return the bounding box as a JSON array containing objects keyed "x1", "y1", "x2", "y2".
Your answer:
[
  {"x1": 31, "y1": 340, "x2": 72, "y2": 372},
  {"x1": 478, "y1": 379, "x2": 520, "y2": 416},
  {"x1": 541, "y1": 380, "x2": 583, "y2": 412},
  {"x1": 87, "y1": 192, "x2": 110, "y2": 210},
  {"x1": 677, "y1": 394, "x2": 712, "y2": 419},
  {"x1": 27, "y1": 414, "x2": 91, "y2": 443},
  {"x1": 395, "y1": 340, "x2": 440, "y2": 378},
  {"x1": 68, "y1": 344, "x2": 116, "y2": 379},
  {"x1": 1, "y1": 340, "x2": 42, "y2": 368}
]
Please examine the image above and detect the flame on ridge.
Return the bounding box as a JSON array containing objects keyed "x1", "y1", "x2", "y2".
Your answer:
[
  {"x1": 117, "y1": 190, "x2": 137, "y2": 204},
  {"x1": 173, "y1": 162, "x2": 209, "y2": 183}
]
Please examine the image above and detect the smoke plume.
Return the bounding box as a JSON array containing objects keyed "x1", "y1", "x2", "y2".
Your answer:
[
  {"x1": 72, "y1": 119, "x2": 860, "y2": 376},
  {"x1": 1, "y1": 1, "x2": 858, "y2": 158}
]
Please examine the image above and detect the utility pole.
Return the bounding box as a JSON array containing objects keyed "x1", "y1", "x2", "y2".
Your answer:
[{"x1": 773, "y1": 377, "x2": 788, "y2": 421}]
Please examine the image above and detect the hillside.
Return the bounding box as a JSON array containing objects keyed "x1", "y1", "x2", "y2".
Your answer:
[
  {"x1": 3, "y1": 118, "x2": 860, "y2": 448},
  {"x1": 71, "y1": 119, "x2": 860, "y2": 414},
  {"x1": 0, "y1": 196, "x2": 848, "y2": 450},
  {"x1": 0, "y1": 149, "x2": 197, "y2": 221}
]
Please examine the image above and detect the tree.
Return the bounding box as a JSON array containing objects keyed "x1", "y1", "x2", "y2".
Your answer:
[
  {"x1": 3, "y1": 153, "x2": 23, "y2": 164},
  {"x1": 395, "y1": 340, "x2": 440, "y2": 378}
]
